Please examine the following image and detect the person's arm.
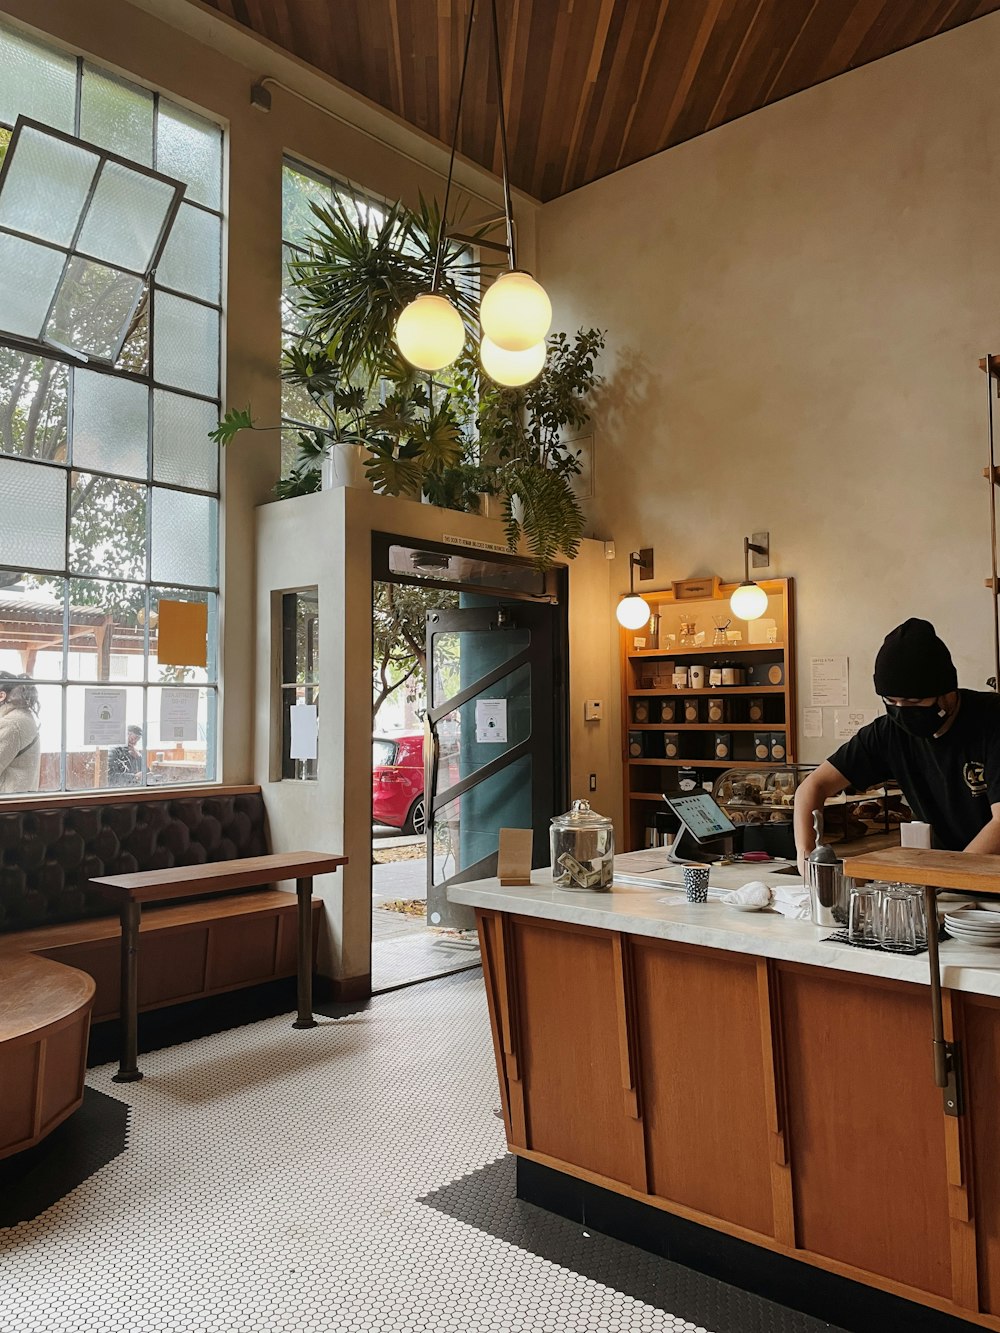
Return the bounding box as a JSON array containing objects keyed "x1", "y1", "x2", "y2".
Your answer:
[
  {"x1": 794, "y1": 761, "x2": 851, "y2": 873},
  {"x1": 965, "y1": 805, "x2": 1000, "y2": 855}
]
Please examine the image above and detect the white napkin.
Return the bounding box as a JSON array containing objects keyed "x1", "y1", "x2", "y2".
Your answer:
[
  {"x1": 723, "y1": 881, "x2": 772, "y2": 908},
  {"x1": 771, "y1": 886, "x2": 811, "y2": 920}
]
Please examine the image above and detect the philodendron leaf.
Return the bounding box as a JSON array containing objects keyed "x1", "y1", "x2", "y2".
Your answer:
[
  {"x1": 210, "y1": 405, "x2": 255, "y2": 446},
  {"x1": 414, "y1": 406, "x2": 464, "y2": 471},
  {"x1": 363, "y1": 441, "x2": 424, "y2": 497}
]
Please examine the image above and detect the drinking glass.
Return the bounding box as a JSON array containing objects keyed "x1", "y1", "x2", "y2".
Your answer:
[
  {"x1": 897, "y1": 883, "x2": 928, "y2": 946},
  {"x1": 848, "y1": 885, "x2": 880, "y2": 944},
  {"x1": 879, "y1": 885, "x2": 918, "y2": 952}
]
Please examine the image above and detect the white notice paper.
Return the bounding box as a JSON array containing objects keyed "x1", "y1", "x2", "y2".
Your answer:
[
  {"x1": 289, "y1": 704, "x2": 318, "y2": 760},
  {"x1": 83, "y1": 687, "x2": 127, "y2": 747},
  {"x1": 834, "y1": 709, "x2": 876, "y2": 741},
  {"x1": 809, "y1": 656, "x2": 849, "y2": 708},
  {"x1": 802, "y1": 707, "x2": 824, "y2": 739},
  {"x1": 159, "y1": 688, "x2": 199, "y2": 743},
  {"x1": 475, "y1": 698, "x2": 507, "y2": 743}
]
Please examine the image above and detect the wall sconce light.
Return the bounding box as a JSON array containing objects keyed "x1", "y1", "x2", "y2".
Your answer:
[
  {"x1": 616, "y1": 548, "x2": 654, "y2": 629},
  {"x1": 730, "y1": 532, "x2": 770, "y2": 621}
]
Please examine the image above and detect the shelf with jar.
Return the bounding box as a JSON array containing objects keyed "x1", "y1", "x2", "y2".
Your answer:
[{"x1": 619, "y1": 577, "x2": 796, "y2": 851}]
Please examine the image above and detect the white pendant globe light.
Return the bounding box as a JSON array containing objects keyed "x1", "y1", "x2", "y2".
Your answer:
[
  {"x1": 480, "y1": 271, "x2": 552, "y2": 352},
  {"x1": 395, "y1": 293, "x2": 465, "y2": 372},
  {"x1": 730, "y1": 580, "x2": 769, "y2": 621},
  {"x1": 480, "y1": 336, "x2": 546, "y2": 387},
  {"x1": 616, "y1": 594, "x2": 651, "y2": 630}
]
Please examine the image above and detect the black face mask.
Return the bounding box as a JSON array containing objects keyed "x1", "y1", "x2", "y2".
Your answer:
[{"x1": 885, "y1": 701, "x2": 948, "y2": 739}]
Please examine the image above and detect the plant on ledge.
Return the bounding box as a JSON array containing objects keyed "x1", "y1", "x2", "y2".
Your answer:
[{"x1": 212, "y1": 188, "x2": 604, "y2": 567}]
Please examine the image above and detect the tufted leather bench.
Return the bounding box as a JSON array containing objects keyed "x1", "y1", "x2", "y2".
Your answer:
[{"x1": 0, "y1": 786, "x2": 319, "y2": 1025}]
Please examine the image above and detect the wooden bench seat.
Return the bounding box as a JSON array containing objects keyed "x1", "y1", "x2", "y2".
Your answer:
[
  {"x1": 0, "y1": 890, "x2": 320, "y2": 1023},
  {"x1": 0, "y1": 953, "x2": 95, "y2": 1159}
]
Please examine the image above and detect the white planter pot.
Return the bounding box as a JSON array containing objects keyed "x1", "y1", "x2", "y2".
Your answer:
[{"x1": 322, "y1": 444, "x2": 370, "y2": 490}]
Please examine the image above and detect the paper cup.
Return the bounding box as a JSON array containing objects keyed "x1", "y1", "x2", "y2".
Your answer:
[{"x1": 683, "y1": 865, "x2": 710, "y2": 904}]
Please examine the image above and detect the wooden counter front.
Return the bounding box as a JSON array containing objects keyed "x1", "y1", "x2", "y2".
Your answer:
[{"x1": 475, "y1": 906, "x2": 1000, "y2": 1327}]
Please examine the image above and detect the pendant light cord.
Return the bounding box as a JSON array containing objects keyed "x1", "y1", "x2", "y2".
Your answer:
[
  {"x1": 431, "y1": 0, "x2": 479, "y2": 292},
  {"x1": 489, "y1": 0, "x2": 517, "y2": 272}
]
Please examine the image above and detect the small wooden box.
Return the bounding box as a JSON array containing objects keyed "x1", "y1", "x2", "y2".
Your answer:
[{"x1": 672, "y1": 575, "x2": 721, "y2": 601}]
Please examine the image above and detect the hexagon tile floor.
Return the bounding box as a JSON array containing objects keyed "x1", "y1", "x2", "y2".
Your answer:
[{"x1": 0, "y1": 969, "x2": 845, "y2": 1333}]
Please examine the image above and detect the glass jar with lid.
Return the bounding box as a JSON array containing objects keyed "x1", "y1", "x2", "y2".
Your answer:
[{"x1": 550, "y1": 799, "x2": 614, "y2": 891}]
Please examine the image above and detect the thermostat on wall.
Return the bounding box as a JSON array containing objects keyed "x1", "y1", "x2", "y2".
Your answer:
[{"x1": 584, "y1": 699, "x2": 603, "y2": 721}]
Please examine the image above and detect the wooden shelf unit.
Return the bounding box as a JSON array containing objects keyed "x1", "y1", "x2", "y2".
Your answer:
[{"x1": 620, "y1": 577, "x2": 796, "y2": 849}]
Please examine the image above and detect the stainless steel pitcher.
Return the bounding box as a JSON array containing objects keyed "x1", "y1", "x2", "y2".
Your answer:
[{"x1": 806, "y1": 811, "x2": 849, "y2": 927}]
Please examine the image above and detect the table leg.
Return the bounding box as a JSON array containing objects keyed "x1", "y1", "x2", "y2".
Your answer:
[
  {"x1": 113, "y1": 898, "x2": 143, "y2": 1083},
  {"x1": 292, "y1": 875, "x2": 317, "y2": 1030}
]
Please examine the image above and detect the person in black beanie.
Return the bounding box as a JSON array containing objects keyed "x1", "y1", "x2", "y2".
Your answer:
[{"x1": 794, "y1": 619, "x2": 1000, "y2": 868}]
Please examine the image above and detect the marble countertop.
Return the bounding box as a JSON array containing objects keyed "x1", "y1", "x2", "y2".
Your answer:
[{"x1": 448, "y1": 851, "x2": 1000, "y2": 998}]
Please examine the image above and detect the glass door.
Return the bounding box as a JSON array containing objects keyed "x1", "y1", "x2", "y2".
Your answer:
[{"x1": 425, "y1": 602, "x2": 562, "y2": 929}]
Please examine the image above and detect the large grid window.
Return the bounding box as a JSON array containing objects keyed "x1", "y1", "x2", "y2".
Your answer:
[{"x1": 0, "y1": 23, "x2": 223, "y2": 794}]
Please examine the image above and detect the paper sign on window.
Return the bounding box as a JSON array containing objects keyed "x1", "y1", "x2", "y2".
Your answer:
[
  {"x1": 290, "y1": 704, "x2": 318, "y2": 761},
  {"x1": 475, "y1": 699, "x2": 507, "y2": 743},
  {"x1": 83, "y1": 687, "x2": 127, "y2": 746},
  {"x1": 157, "y1": 599, "x2": 208, "y2": 667}
]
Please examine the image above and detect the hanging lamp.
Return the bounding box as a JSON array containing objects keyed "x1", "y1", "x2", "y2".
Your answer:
[
  {"x1": 729, "y1": 535, "x2": 770, "y2": 621},
  {"x1": 395, "y1": 0, "x2": 551, "y2": 385}
]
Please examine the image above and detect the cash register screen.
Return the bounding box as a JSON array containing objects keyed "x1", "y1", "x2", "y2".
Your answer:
[{"x1": 664, "y1": 792, "x2": 738, "y2": 843}]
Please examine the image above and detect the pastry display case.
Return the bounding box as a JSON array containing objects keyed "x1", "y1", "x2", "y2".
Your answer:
[{"x1": 712, "y1": 764, "x2": 909, "y2": 846}]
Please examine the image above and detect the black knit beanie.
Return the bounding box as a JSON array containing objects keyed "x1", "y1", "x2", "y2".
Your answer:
[{"x1": 873, "y1": 619, "x2": 957, "y2": 698}]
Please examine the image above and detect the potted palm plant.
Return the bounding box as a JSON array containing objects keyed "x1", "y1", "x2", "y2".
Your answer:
[{"x1": 212, "y1": 189, "x2": 604, "y2": 567}]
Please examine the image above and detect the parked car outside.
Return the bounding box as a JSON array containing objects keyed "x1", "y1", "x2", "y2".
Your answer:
[{"x1": 372, "y1": 732, "x2": 425, "y2": 834}]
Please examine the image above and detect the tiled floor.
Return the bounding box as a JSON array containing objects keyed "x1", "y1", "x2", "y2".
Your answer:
[
  {"x1": 0, "y1": 970, "x2": 841, "y2": 1333},
  {"x1": 372, "y1": 851, "x2": 480, "y2": 991}
]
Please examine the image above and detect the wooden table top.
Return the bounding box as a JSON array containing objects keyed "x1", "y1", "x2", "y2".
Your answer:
[
  {"x1": 843, "y1": 847, "x2": 1000, "y2": 894},
  {"x1": 89, "y1": 851, "x2": 348, "y2": 903},
  {"x1": 0, "y1": 952, "x2": 95, "y2": 1042}
]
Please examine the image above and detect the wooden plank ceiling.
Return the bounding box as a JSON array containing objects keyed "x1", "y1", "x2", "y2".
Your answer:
[{"x1": 201, "y1": 0, "x2": 1000, "y2": 200}]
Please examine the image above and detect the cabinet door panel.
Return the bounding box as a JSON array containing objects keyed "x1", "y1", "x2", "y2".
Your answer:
[
  {"x1": 513, "y1": 919, "x2": 641, "y2": 1187},
  {"x1": 780, "y1": 966, "x2": 951, "y2": 1297},
  {"x1": 962, "y1": 997, "x2": 1000, "y2": 1313},
  {"x1": 633, "y1": 939, "x2": 774, "y2": 1235}
]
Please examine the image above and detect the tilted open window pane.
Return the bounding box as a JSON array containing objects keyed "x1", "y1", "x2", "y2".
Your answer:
[
  {"x1": 0, "y1": 456, "x2": 66, "y2": 570},
  {"x1": 72, "y1": 369, "x2": 148, "y2": 479},
  {"x1": 45, "y1": 256, "x2": 145, "y2": 362},
  {"x1": 78, "y1": 162, "x2": 177, "y2": 273},
  {"x1": 0, "y1": 234, "x2": 64, "y2": 339},
  {"x1": 0, "y1": 126, "x2": 96, "y2": 247},
  {"x1": 80, "y1": 66, "x2": 154, "y2": 168}
]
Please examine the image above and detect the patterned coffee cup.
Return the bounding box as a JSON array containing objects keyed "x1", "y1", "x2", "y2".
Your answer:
[{"x1": 683, "y1": 865, "x2": 710, "y2": 904}]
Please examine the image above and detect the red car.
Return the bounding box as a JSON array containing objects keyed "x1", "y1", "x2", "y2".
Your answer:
[{"x1": 372, "y1": 732, "x2": 426, "y2": 834}]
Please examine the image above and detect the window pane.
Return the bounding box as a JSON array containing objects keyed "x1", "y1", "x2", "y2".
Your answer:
[
  {"x1": 150, "y1": 488, "x2": 217, "y2": 587},
  {"x1": 46, "y1": 256, "x2": 144, "y2": 362},
  {"x1": 72, "y1": 369, "x2": 148, "y2": 479},
  {"x1": 155, "y1": 202, "x2": 221, "y2": 304},
  {"x1": 0, "y1": 349, "x2": 68, "y2": 460},
  {"x1": 64, "y1": 577, "x2": 144, "y2": 682},
  {"x1": 69, "y1": 471, "x2": 146, "y2": 580},
  {"x1": 282, "y1": 164, "x2": 331, "y2": 246},
  {"x1": 0, "y1": 25, "x2": 76, "y2": 134},
  {"x1": 152, "y1": 291, "x2": 218, "y2": 396},
  {"x1": 80, "y1": 65, "x2": 154, "y2": 166},
  {"x1": 78, "y1": 161, "x2": 177, "y2": 274},
  {"x1": 152, "y1": 389, "x2": 218, "y2": 491},
  {"x1": 0, "y1": 574, "x2": 65, "y2": 680},
  {"x1": 147, "y1": 685, "x2": 215, "y2": 785},
  {"x1": 65, "y1": 682, "x2": 143, "y2": 791},
  {"x1": 0, "y1": 233, "x2": 64, "y2": 339},
  {"x1": 0, "y1": 456, "x2": 66, "y2": 569},
  {"x1": 150, "y1": 585, "x2": 216, "y2": 682},
  {"x1": 0, "y1": 125, "x2": 97, "y2": 246},
  {"x1": 117, "y1": 288, "x2": 149, "y2": 375},
  {"x1": 281, "y1": 588, "x2": 318, "y2": 684},
  {"x1": 156, "y1": 101, "x2": 221, "y2": 211}
]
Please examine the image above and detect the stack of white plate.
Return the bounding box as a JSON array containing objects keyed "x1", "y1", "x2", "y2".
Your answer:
[{"x1": 944, "y1": 905, "x2": 1000, "y2": 947}]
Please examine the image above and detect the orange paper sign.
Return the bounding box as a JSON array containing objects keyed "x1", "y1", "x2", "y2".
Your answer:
[{"x1": 156, "y1": 599, "x2": 208, "y2": 668}]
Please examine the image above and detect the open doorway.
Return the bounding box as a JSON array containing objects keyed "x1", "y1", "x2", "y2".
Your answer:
[{"x1": 370, "y1": 533, "x2": 568, "y2": 992}]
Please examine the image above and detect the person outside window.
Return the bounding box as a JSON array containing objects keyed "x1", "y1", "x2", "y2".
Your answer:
[
  {"x1": 0, "y1": 672, "x2": 41, "y2": 794},
  {"x1": 109, "y1": 725, "x2": 144, "y2": 786}
]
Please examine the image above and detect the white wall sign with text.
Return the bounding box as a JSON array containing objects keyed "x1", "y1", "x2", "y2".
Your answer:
[
  {"x1": 159, "y1": 688, "x2": 199, "y2": 743},
  {"x1": 83, "y1": 688, "x2": 127, "y2": 747},
  {"x1": 809, "y1": 656, "x2": 849, "y2": 708},
  {"x1": 475, "y1": 698, "x2": 508, "y2": 743}
]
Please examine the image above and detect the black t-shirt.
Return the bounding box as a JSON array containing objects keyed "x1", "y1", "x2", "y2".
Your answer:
[{"x1": 828, "y1": 690, "x2": 1000, "y2": 851}]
